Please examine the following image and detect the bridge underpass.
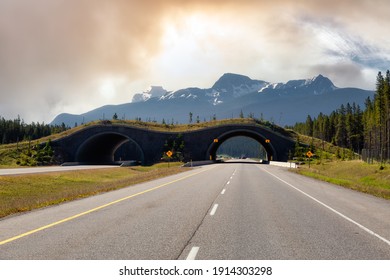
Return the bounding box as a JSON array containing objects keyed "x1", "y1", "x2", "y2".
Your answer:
[
  {"x1": 51, "y1": 123, "x2": 296, "y2": 165},
  {"x1": 214, "y1": 135, "x2": 268, "y2": 161},
  {"x1": 207, "y1": 129, "x2": 276, "y2": 162}
]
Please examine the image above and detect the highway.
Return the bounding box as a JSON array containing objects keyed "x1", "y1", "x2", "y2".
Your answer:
[
  {"x1": 0, "y1": 162, "x2": 389, "y2": 259},
  {"x1": 0, "y1": 165, "x2": 118, "y2": 176}
]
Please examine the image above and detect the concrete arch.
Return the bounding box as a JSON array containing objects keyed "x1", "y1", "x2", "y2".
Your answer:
[
  {"x1": 75, "y1": 132, "x2": 145, "y2": 164},
  {"x1": 206, "y1": 129, "x2": 277, "y2": 161},
  {"x1": 51, "y1": 123, "x2": 296, "y2": 165}
]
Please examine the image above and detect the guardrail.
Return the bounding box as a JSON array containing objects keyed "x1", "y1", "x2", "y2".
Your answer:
[{"x1": 269, "y1": 161, "x2": 297, "y2": 168}]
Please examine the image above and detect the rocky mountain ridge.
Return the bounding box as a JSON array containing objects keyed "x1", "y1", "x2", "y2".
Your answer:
[{"x1": 51, "y1": 73, "x2": 374, "y2": 126}]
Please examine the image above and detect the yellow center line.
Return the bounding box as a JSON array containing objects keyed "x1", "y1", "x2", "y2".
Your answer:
[{"x1": 0, "y1": 166, "x2": 216, "y2": 246}]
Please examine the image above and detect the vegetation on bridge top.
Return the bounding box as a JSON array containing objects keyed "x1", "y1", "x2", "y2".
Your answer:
[
  {"x1": 79, "y1": 117, "x2": 294, "y2": 134},
  {"x1": 0, "y1": 118, "x2": 291, "y2": 166},
  {"x1": 0, "y1": 117, "x2": 351, "y2": 167},
  {"x1": 2, "y1": 118, "x2": 294, "y2": 149}
]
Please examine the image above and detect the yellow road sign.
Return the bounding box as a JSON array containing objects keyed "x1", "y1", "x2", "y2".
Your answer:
[
  {"x1": 166, "y1": 150, "x2": 173, "y2": 157},
  {"x1": 214, "y1": 139, "x2": 219, "y2": 143},
  {"x1": 265, "y1": 139, "x2": 271, "y2": 143},
  {"x1": 306, "y1": 151, "x2": 313, "y2": 158}
]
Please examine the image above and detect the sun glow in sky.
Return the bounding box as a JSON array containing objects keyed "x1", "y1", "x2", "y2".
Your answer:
[
  {"x1": 156, "y1": 12, "x2": 250, "y2": 83},
  {"x1": 0, "y1": 0, "x2": 389, "y2": 123}
]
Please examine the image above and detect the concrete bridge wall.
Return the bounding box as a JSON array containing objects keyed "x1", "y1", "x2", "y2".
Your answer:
[{"x1": 51, "y1": 124, "x2": 296, "y2": 165}]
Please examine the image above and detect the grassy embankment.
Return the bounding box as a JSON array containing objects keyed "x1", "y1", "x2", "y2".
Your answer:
[
  {"x1": 294, "y1": 160, "x2": 390, "y2": 200},
  {"x1": 0, "y1": 163, "x2": 184, "y2": 219},
  {"x1": 291, "y1": 134, "x2": 390, "y2": 200}
]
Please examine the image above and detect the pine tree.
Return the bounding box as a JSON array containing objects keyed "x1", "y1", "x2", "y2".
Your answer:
[
  {"x1": 305, "y1": 115, "x2": 314, "y2": 136},
  {"x1": 335, "y1": 104, "x2": 347, "y2": 147}
]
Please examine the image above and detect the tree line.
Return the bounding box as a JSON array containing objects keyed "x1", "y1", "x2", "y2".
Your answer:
[
  {"x1": 0, "y1": 116, "x2": 70, "y2": 144},
  {"x1": 290, "y1": 70, "x2": 390, "y2": 163}
]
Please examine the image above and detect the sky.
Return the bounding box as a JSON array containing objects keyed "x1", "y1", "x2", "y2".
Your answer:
[{"x1": 1, "y1": 0, "x2": 390, "y2": 123}]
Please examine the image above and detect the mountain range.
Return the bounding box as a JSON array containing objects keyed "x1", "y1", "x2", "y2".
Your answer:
[{"x1": 51, "y1": 73, "x2": 374, "y2": 127}]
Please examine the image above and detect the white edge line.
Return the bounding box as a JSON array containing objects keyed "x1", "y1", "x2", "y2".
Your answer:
[
  {"x1": 186, "y1": 246, "x2": 200, "y2": 260},
  {"x1": 260, "y1": 166, "x2": 390, "y2": 247},
  {"x1": 210, "y1": 204, "x2": 219, "y2": 216}
]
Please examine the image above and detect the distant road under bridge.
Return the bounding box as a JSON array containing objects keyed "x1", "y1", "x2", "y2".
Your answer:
[{"x1": 51, "y1": 123, "x2": 296, "y2": 165}]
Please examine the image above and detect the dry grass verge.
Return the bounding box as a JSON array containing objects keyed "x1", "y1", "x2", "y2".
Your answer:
[
  {"x1": 0, "y1": 163, "x2": 185, "y2": 219},
  {"x1": 293, "y1": 160, "x2": 390, "y2": 200}
]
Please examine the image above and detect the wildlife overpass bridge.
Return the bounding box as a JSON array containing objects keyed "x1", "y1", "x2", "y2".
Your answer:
[{"x1": 51, "y1": 123, "x2": 296, "y2": 165}]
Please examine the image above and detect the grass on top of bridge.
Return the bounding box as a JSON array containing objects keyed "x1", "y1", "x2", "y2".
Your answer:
[
  {"x1": 1, "y1": 118, "x2": 294, "y2": 149},
  {"x1": 2, "y1": 118, "x2": 266, "y2": 152},
  {"x1": 0, "y1": 162, "x2": 184, "y2": 219},
  {"x1": 0, "y1": 118, "x2": 295, "y2": 167}
]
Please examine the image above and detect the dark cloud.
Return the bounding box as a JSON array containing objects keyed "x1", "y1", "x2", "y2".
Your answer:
[{"x1": 0, "y1": 0, "x2": 167, "y2": 121}]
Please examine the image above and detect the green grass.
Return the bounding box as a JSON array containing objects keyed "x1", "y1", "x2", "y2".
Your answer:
[
  {"x1": 0, "y1": 163, "x2": 184, "y2": 219},
  {"x1": 294, "y1": 160, "x2": 390, "y2": 200}
]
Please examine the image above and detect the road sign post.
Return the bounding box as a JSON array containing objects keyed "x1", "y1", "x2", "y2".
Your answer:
[
  {"x1": 166, "y1": 150, "x2": 173, "y2": 168},
  {"x1": 306, "y1": 151, "x2": 313, "y2": 168}
]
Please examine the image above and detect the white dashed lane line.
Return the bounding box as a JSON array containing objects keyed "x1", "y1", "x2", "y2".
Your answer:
[
  {"x1": 210, "y1": 204, "x2": 219, "y2": 216},
  {"x1": 186, "y1": 246, "x2": 200, "y2": 260},
  {"x1": 186, "y1": 169, "x2": 237, "y2": 260}
]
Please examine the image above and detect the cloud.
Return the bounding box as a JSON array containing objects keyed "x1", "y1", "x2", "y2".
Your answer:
[
  {"x1": 0, "y1": 0, "x2": 163, "y2": 121},
  {"x1": 310, "y1": 62, "x2": 373, "y2": 88},
  {"x1": 301, "y1": 17, "x2": 390, "y2": 68},
  {"x1": 0, "y1": 0, "x2": 389, "y2": 122}
]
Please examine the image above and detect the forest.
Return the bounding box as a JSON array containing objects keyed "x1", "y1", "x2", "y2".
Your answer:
[
  {"x1": 0, "y1": 116, "x2": 69, "y2": 144},
  {"x1": 290, "y1": 70, "x2": 390, "y2": 163}
]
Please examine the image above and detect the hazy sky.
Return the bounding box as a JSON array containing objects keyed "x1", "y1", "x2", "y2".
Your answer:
[{"x1": 1, "y1": 0, "x2": 389, "y2": 123}]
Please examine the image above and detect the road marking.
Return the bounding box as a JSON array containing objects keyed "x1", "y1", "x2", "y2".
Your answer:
[
  {"x1": 221, "y1": 189, "x2": 226, "y2": 195},
  {"x1": 230, "y1": 176, "x2": 233, "y2": 180},
  {"x1": 0, "y1": 166, "x2": 216, "y2": 246},
  {"x1": 227, "y1": 181, "x2": 230, "y2": 185},
  {"x1": 260, "y1": 166, "x2": 390, "y2": 247},
  {"x1": 186, "y1": 246, "x2": 200, "y2": 260},
  {"x1": 210, "y1": 204, "x2": 219, "y2": 216}
]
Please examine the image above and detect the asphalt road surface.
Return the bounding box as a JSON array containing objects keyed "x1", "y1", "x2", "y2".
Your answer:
[{"x1": 0, "y1": 162, "x2": 389, "y2": 259}]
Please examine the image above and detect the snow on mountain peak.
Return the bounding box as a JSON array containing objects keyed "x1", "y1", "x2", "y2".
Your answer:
[
  {"x1": 208, "y1": 73, "x2": 268, "y2": 105},
  {"x1": 132, "y1": 86, "x2": 168, "y2": 103},
  {"x1": 131, "y1": 74, "x2": 337, "y2": 104},
  {"x1": 259, "y1": 74, "x2": 336, "y2": 95}
]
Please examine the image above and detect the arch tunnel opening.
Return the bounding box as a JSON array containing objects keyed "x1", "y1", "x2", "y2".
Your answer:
[
  {"x1": 216, "y1": 136, "x2": 268, "y2": 161},
  {"x1": 207, "y1": 130, "x2": 275, "y2": 162},
  {"x1": 75, "y1": 133, "x2": 144, "y2": 165}
]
